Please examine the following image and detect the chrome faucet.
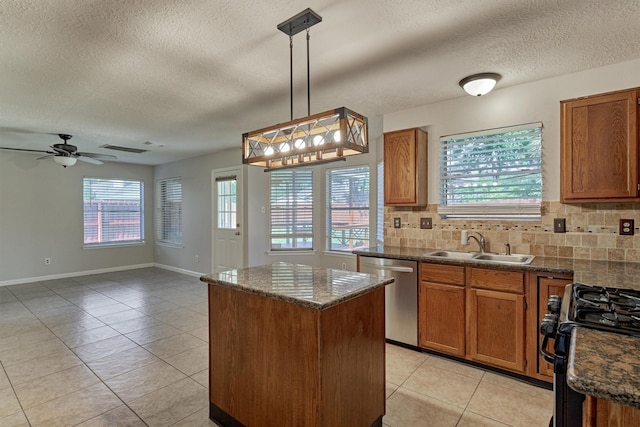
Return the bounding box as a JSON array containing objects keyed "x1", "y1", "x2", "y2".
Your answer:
[{"x1": 468, "y1": 232, "x2": 486, "y2": 253}]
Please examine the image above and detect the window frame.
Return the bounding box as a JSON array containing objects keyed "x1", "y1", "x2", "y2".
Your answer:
[
  {"x1": 438, "y1": 122, "x2": 543, "y2": 220},
  {"x1": 156, "y1": 177, "x2": 182, "y2": 246},
  {"x1": 326, "y1": 165, "x2": 371, "y2": 253},
  {"x1": 269, "y1": 168, "x2": 314, "y2": 251},
  {"x1": 83, "y1": 177, "x2": 145, "y2": 248}
]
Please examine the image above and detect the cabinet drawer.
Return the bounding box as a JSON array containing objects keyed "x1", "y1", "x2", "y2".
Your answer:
[
  {"x1": 468, "y1": 268, "x2": 524, "y2": 294},
  {"x1": 420, "y1": 263, "x2": 465, "y2": 286}
]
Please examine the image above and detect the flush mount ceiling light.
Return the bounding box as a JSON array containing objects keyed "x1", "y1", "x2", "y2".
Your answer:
[
  {"x1": 242, "y1": 8, "x2": 368, "y2": 171},
  {"x1": 459, "y1": 73, "x2": 502, "y2": 96}
]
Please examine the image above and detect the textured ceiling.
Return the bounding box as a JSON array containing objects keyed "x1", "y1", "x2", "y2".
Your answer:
[{"x1": 1, "y1": 0, "x2": 639, "y2": 165}]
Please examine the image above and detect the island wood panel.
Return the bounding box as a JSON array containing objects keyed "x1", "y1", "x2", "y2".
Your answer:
[
  {"x1": 208, "y1": 284, "x2": 385, "y2": 427},
  {"x1": 584, "y1": 396, "x2": 640, "y2": 427},
  {"x1": 319, "y1": 287, "x2": 385, "y2": 426}
]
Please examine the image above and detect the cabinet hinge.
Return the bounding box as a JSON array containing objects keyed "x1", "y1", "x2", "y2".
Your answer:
[
  {"x1": 524, "y1": 358, "x2": 528, "y2": 367},
  {"x1": 637, "y1": 183, "x2": 640, "y2": 192},
  {"x1": 524, "y1": 298, "x2": 528, "y2": 310},
  {"x1": 637, "y1": 97, "x2": 640, "y2": 105}
]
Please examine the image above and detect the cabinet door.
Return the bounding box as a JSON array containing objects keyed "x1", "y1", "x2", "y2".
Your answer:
[
  {"x1": 538, "y1": 277, "x2": 571, "y2": 378},
  {"x1": 584, "y1": 396, "x2": 640, "y2": 427},
  {"x1": 383, "y1": 128, "x2": 427, "y2": 206},
  {"x1": 467, "y1": 288, "x2": 525, "y2": 373},
  {"x1": 418, "y1": 281, "x2": 465, "y2": 356},
  {"x1": 561, "y1": 89, "x2": 639, "y2": 202}
]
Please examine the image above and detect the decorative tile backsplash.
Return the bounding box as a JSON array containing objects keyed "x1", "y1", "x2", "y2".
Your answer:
[{"x1": 384, "y1": 202, "x2": 640, "y2": 262}]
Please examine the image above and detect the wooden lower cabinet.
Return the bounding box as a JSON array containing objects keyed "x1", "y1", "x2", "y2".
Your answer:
[
  {"x1": 418, "y1": 263, "x2": 466, "y2": 357},
  {"x1": 467, "y1": 288, "x2": 526, "y2": 373},
  {"x1": 584, "y1": 395, "x2": 640, "y2": 427},
  {"x1": 419, "y1": 281, "x2": 465, "y2": 356}
]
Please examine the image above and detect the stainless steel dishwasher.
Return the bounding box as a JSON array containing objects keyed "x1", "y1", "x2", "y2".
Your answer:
[{"x1": 359, "y1": 256, "x2": 418, "y2": 346}]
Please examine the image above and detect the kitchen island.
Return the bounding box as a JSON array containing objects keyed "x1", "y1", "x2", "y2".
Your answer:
[{"x1": 200, "y1": 262, "x2": 393, "y2": 427}]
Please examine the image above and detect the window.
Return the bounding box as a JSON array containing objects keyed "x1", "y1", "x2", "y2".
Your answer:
[
  {"x1": 269, "y1": 169, "x2": 313, "y2": 250},
  {"x1": 216, "y1": 176, "x2": 237, "y2": 230},
  {"x1": 327, "y1": 166, "x2": 370, "y2": 252},
  {"x1": 439, "y1": 122, "x2": 542, "y2": 219},
  {"x1": 83, "y1": 178, "x2": 144, "y2": 246},
  {"x1": 156, "y1": 177, "x2": 182, "y2": 245}
]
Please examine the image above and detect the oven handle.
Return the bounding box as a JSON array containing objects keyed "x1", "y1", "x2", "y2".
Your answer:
[{"x1": 540, "y1": 334, "x2": 555, "y2": 364}]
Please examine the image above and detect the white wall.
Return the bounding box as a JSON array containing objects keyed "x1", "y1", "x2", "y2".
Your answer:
[
  {"x1": 153, "y1": 139, "x2": 383, "y2": 274},
  {"x1": 384, "y1": 58, "x2": 640, "y2": 203},
  {"x1": 0, "y1": 153, "x2": 154, "y2": 283}
]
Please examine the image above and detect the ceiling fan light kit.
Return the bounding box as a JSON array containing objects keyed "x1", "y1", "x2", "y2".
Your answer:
[
  {"x1": 242, "y1": 8, "x2": 369, "y2": 171},
  {"x1": 53, "y1": 156, "x2": 77, "y2": 167},
  {"x1": 459, "y1": 72, "x2": 502, "y2": 96}
]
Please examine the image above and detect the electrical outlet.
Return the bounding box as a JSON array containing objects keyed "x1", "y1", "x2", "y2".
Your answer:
[
  {"x1": 420, "y1": 217, "x2": 432, "y2": 229},
  {"x1": 554, "y1": 218, "x2": 566, "y2": 233},
  {"x1": 44, "y1": 257, "x2": 51, "y2": 265},
  {"x1": 341, "y1": 263, "x2": 347, "y2": 270},
  {"x1": 620, "y1": 219, "x2": 634, "y2": 236},
  {"x1": 393, "y1": 218, "x2": 401, "y2": 228}
]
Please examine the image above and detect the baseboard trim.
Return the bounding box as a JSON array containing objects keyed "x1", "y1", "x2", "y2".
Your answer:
[
  {"x1": 0, "y1": 263, "x2": 155, "y2": 287},
  {"x1": 153, "y1": 263, "x2": 204, "y2": 278}
]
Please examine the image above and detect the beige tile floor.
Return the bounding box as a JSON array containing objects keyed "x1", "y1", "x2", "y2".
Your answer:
[{"x1": 0, "y1": 267, "x2": 553, "y2": 426}]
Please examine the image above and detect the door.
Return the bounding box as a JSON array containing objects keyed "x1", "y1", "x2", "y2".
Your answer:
[
  {"x1": 467, "y1": 288, "x2": 525, "y2": 373},
  {"x1": 212, "y1": 167, "x2": 244, "y2": 272}
]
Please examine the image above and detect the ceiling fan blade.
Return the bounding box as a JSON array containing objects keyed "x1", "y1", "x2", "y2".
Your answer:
[
  {"x1": 36, "y1": 155, "x2": 55, "y2": 160},
  {"x1": 76, "y1": 156, "x2": 103, "y2": 165},
  {"x1": 0, "y1": 146, "x2": 52, "y2": 154},
  {"x1": 77, "y1": 152, "x2": 117, "y2": 160}
]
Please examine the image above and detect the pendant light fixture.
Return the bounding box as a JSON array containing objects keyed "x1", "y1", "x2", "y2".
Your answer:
[
  {"x1": 242, "y1": 8, "x2": 369, "y2": 171},
  {"x1": 459, "y1": 73, "x2": 502, "y2": 96}
]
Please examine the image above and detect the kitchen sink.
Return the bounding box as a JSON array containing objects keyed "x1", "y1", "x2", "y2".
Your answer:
[
  {"x1": 424, "y1": 250, "x2": 535, "y2": 265},
  {"x1": 473, "y1": 253, "x2": 535, "y2": 265},
  {"x1": 424, "y1": 250, "x2": 478, "y2": 260}
]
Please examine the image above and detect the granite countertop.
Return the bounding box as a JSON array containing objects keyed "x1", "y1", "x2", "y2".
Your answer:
[
  {"x1": 200, "y1": 262, "x2": 394, "y2": 310},
  {"x1": 568, "y1": 327, "x2": 640, "y2": 409},
  {"x1": 354, "y1": 245, "x2": 640, "y2": 289}
]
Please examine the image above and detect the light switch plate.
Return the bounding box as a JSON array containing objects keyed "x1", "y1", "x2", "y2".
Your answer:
[
  {"x1": 393, "y1": 218, "x2": 401, "y2": 228},
  {"x1": 554, "y1": 218, "x2": 566, "y2": 233},
  {"x1": 420, "y1": 217, "x2": 432, "y2": 229},
  {"x1": 620, "y1": 219, "x2": 634, "y2": 236}
]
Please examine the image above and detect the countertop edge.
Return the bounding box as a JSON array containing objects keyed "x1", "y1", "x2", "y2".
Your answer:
[
  {"x1": 567, "y1": 327, "x2": 640, "y2": 409},
  {"x1": 200, "y1": 272, "x2": 394, "y2": 310}
]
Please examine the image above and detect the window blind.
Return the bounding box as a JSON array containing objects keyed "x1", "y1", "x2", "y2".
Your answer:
[
  {"x1": 216, "y1": 177, "x2": 237, "y2": 230},
  {"x1": 270, "y1": 169, "x2": 313, "y2": 250},
  {"x1": 438, "y1": 122, "x2": 542, "y2": 219},
  {"x1": 83, "y1": 178, "x2": 144, "y2": 246},
  {"x1": 156, "y1": 177, "x2": 182, "y2": 245},
  {"x1": 377, "y1": 161, "x2": 384, "y2": 244},
  {"x1": 326, "y1": 166, "x2": 370, "y2": 252}
]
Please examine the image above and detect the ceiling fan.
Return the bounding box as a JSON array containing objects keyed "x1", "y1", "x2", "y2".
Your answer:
[{"x1": 0, "y1": 133, "x2": 117, "y2": 167}]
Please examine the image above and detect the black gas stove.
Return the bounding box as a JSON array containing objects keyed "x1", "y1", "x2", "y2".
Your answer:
[{"x1": 540, "y1": 283, "x2": 640, "y2": 427}]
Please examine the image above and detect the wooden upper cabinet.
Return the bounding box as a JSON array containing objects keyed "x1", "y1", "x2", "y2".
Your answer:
[
  {"x1": 384, "y1": 128, "x2": 428, "y2": 206},
  {"x1": 561, "y1": 88, "x2": 640, "y2": 202}
]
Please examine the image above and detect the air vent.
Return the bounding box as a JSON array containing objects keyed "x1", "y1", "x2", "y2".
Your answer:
[{"x1": 100, "y1": 145, "x2": 148, "y2": 154}]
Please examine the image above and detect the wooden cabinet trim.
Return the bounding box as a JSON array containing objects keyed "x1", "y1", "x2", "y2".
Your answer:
[
  {"x1": 420, "y1": 262, "x2": 465, "y2": 285},
  {"x1": 467, "y1": 267, "x2": 525, "y2": 294}
]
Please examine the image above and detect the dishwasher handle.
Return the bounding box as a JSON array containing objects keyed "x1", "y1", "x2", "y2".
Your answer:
[{"x1": 364, "y1": 265, "x2": 414, "y2": 273}]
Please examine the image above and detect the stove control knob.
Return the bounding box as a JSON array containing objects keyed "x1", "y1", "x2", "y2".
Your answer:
[
  {"x1": 540, "y1": 313, "x2": 558, "y2": 337},
  {"x1": 547, "y1": 295, "x2": 562, "y2": 314}
]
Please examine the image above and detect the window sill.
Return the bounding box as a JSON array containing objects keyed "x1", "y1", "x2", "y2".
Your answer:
[
  {"x1": 266, "y1": 250, "x2": 317, "y2": 256},
  {"x1": 155, "y1": 242, "x2": 184, "y2": 249},
  {"x1": 322, "y1": 251, "x2": 356, "y2": 258},
  {"x1": 83, "y1": 242, "x2": 146, "y2": 250}
]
